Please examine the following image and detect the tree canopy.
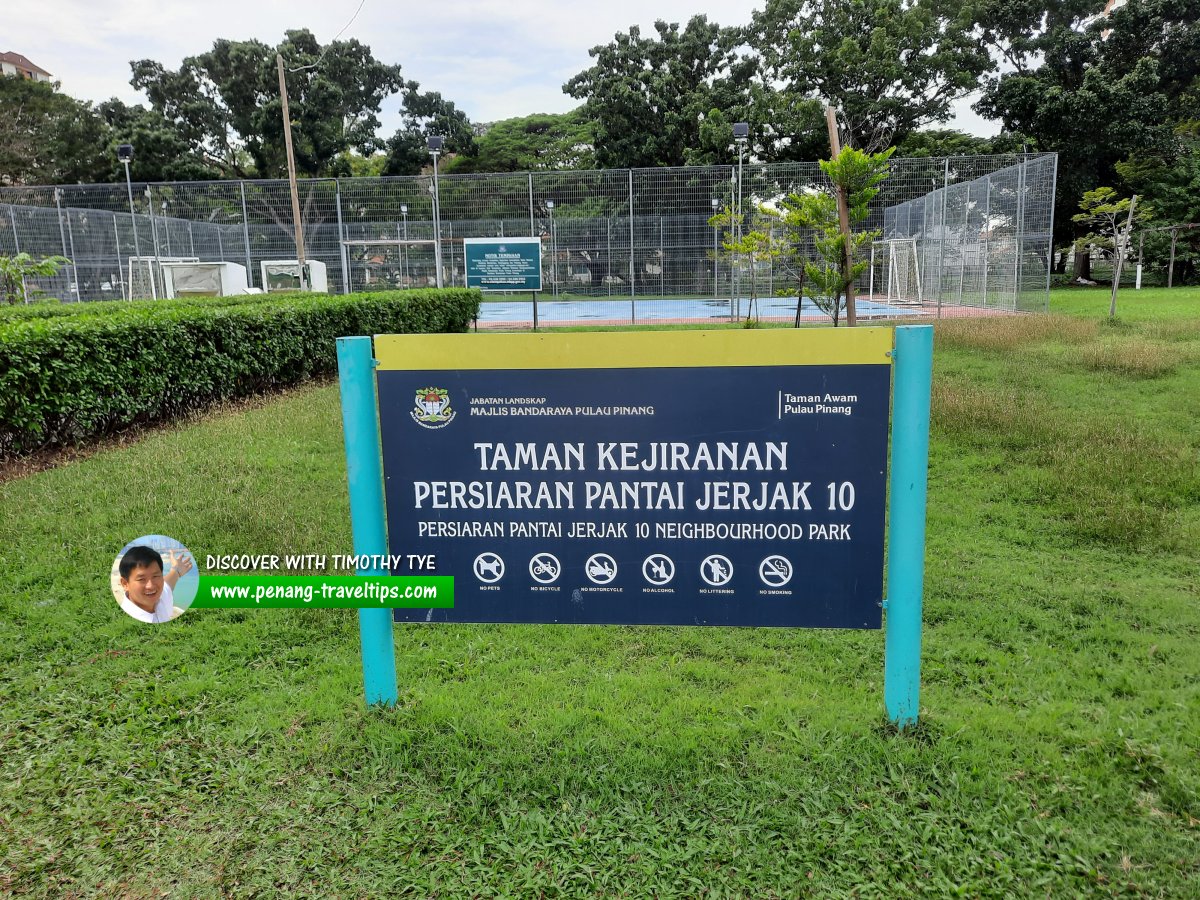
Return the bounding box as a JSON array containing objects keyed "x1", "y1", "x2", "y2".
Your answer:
[
  {"x1": 975, "y1": 0, "x2": 1200, "y2": 254},
  {"x1": 130, "y1": 30, "x2": 405, "y2": 179},
  {"x1": 0, "y1": 77, "x2": 109, "y2": 185},
  {"x1": 747, "y1": 0, "x2": 991, "y2": 157},
  {"x1": 447, "y1": 112, "x2": 595, "y2": 174},
  {"x1": 563, "y1": 16, "x2": 753, "y2": 169}
]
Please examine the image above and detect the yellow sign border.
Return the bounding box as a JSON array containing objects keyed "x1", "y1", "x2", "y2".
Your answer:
[{"x1": 375, "y1": 327, "x2": 894, "y2": 371}]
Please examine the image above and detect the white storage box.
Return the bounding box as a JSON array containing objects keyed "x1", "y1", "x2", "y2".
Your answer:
[
  {"x1": 260, "y1": 260, "x2": 329, "y2": 293},
  {"x1": 161, "y1": 262, "x2": 249, "y2": 298}
]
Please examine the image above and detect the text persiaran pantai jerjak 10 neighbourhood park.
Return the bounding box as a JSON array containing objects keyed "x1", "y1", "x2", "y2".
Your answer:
[{"x1": 374, "y1": 329, "x2": 894, "y2": 628}]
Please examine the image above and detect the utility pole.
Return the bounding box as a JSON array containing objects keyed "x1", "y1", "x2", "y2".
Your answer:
[
  {"x1": 825, "y1": 105, "x2": 857, "y2": 326},
  {"x1": 277, "y1": 54, "x2": 308, "y2": 291}
]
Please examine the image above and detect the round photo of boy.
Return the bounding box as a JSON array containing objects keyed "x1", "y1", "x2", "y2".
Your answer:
[{"x1": 110, "y1": 535, "x2": 199, "y2": 624}]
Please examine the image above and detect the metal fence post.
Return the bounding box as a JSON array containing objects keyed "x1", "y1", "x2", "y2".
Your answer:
[
  {"x1": 8, "y1": 205, "x2": 20, "y2": 253},
  {"x1": 53, "y1": 189, "x2": 76, "y2": 300},
  {"x1": 112, "y1": 215, "x2": 126, "y2": 300},
  {"x1": 147, "y1": 185, "x2": 161, "y2": 260},
  {"x1": 607, "y1": 217, "x2": 612, "y2": 297},
  {"x1": 336, "y1": 335, "x2": 398, "y2": 708},
  {"x1": 239, "y1": 181, "x2": 254, "y2": 287},
  {"x1": 64, "y1": 199, "x2": 79, "y2": 300},
  {"x1": 8, "y1": 204, "x2": 29, "y2": 302},
  {"x1": 730, "y1": 169, "x2": 737, "y2": 319},
  {"x1": 1014, "y1": 160, "x2": 1027, "y2": 309},
  {"x1": 937, "y1": 158, "x2": 950, "y2": 318},
  {"x1": 1043, "y1": 155, "x2": 1058, "y2": 310},
  {"x1": 659, "y1": 215, "x2": 665, "y2": 297},
  {"x1": 957, "y1": 183, "x2": 969, "y2": 304},
  {"x1": 527, "y1": 173, "x2": 535, "y2": 237},
  {"x1": 982, "y1": 174, "x2": 991, "y2": 307},
  {"x1": 628, "y1": 169, "x2": 636, "y2": 323},
  {"x1": 336, "y1": 179, "x2": 350, "y2": 294},
  {"x1": 884, "y1": 324, "x2": 934, "y2": 728}
]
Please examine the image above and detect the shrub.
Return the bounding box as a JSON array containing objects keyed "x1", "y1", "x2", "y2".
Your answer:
[
  {"x1": 0, "y1": 289, "x2": 336, "y2": 324},
  {"x1": 0, "y1": 288, "x2": 479, "y2": 456}
]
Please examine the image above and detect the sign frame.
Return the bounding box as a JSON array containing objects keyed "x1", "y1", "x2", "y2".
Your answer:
[
  {"x1": 462, "y1": 236, "x2": 543, "y2": 293},
  {"x1": 336, "y1": 325, "x2": 933, "y2": 726}
]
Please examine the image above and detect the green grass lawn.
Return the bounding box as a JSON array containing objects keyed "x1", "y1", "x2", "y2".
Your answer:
[{"x1": 1, "y1": 287, "x2": 1197, "y2": 897}]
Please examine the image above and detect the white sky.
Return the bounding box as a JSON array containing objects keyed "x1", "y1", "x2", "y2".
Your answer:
[{"x1": 10, "y1": 0, "x2": 998, "y2": 137}]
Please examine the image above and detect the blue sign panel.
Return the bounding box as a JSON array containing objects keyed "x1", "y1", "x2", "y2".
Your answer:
[
  {"x1": 377, "y1": 334, "x2": 891, "y2": 628},
  {"x1": 463, "y1": 237, "x2": 542, "y2": 292}
]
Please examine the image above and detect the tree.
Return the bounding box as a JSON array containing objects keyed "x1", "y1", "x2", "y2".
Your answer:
[
  {"x1": 382, "y1": 88, "x2": 477, "y2": 176},
  {"x1": 1072, "y1": 187, "x2": 1149, "y2": 298},
  {"x1": 1073, "y1": 187, "x2": 1149, "y2": 259},
  {"x1": 780, "y1": 146, "x2": 894, "y2": 326},
  {"x1": 708, "y1": 204, "x2": 784, "y2": 320},
  {"x1": 446, "y1": 112, "x2": 595, "y2": 174},
  {"x1": 748, "y1": 0, "x2": 991, "y2": 157},
  {"x1": 131, "y1": 30, "x2": 406, "y2": 178},
  {"x1": 974, "y1": 0, "x2": 1200, "y2": 273},
  {"x1": 895, "y1": 128, "x2": 1030, "y2": 158},
  {"x1": 98, "y1": 99, "x2": 228, "y2": 182},
  {"x1": 0, "y1": 78, "x2": 109, "y2": 185},
  {"x1": 564, "y1": 16, "x2": 753, "y2": 169},
  {"x1": 0, "y1": 254, "x2": 70, "y2": 304},
  {"x1": 1117, "y1": 137, "x2": 1200, "y2": 284}
]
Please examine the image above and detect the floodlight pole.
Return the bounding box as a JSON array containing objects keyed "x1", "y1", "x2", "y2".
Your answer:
[
  {"x1": 734, "y1": 126, "x2": 748, "y2": 320},
  {"x1": 825, "y1": 105, "x2": 857, "y2": 327},
  {"x1": 277, "y1": 54, "x2": 309, "y2": 291},
  {"x1": 120, "y1": 153, "x2": 142, "y2": 300}
]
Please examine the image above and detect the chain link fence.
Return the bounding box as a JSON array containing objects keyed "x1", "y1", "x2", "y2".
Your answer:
[{"x1": 1, "y1": 153, "x2": 1055, "y2": 323}]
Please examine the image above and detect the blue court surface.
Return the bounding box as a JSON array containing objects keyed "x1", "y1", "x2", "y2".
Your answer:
[{"x1": 477, "y1": 296, "x2": 922, "y2": 323}]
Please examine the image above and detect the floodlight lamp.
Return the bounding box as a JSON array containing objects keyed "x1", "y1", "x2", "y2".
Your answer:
[
  {"x1": 427, "y1": 135, "x2": 444, "y2": 152},
  {"x1": 117, "y1": 144, "x2": 134, "y2": 162},
  {"x1": 732, "y1": 122, "x2": 750, "y2": 141}
]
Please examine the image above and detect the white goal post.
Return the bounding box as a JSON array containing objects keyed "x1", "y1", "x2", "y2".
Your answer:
[
  {"x1": 126, "y1": 256, "x2": 198, "y2": 301},
  {"x1": 869, "y1": 239, "x2": 923, "y2": 306}
]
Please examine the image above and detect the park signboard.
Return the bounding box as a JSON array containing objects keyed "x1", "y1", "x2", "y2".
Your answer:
[
  {"x1": 336, "y1": 325, "x2": 934, "y2": 725},
  {"x1": 463, "y1": 237, "x2": 542, "y2": 292},
  {"x1": 377, "y1": 330, "x2": 890, "y2": 628}
]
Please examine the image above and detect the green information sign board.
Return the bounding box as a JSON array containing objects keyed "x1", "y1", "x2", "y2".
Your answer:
[{"x1": 463, "y1": 237, "x2": 543, "y2": 292}]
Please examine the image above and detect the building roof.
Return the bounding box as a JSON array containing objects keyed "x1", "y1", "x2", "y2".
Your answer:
[{"x1": 0, "y1": 52, "x2": 52, "y2": 77}]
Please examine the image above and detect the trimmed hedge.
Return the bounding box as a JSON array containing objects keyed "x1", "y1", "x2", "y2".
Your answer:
[
  {"x1": 0, "y1": 290, "x2": 336, "y2": 324},
  {"x1": 0, "y1": 288, "x2": 479, "y2": 456}
]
